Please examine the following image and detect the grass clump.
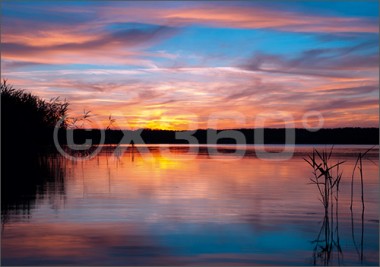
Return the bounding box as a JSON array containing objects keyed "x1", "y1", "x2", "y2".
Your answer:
[{"x1": 1, "y1": 80, "x2": 68, "y2": 150}]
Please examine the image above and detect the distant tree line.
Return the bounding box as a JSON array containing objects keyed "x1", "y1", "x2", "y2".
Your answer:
[{"x1": 60, "y1": 127, "x2": 379, "y2": 145}]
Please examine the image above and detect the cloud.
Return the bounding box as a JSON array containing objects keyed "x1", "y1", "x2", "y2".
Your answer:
[
  {"x1": 323, "y1": 85, "x2": 378, "y2": 96},
  {"x1": 2, "y1": 26, "x2": 178, "y2": 67},
  {"x1": 3, "y1": 66, "x2": 378, "y2": 129},
  {"x1": 2, "y1": 2, "x2": 377, "y2": 69},
  {"x1": 240, "y1": 40, "x2": 379, "y2": 79},
  {"x1": 1, "y1": 2, "x2": 378, "y2": 129},
  {"x1": 98, "y1": 4, "x2": 378, "y2": 33}
]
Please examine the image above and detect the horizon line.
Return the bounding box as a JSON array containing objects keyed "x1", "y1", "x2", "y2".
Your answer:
[{"x1": 66, "y1": 127, "x2": 380, "y2": 131}]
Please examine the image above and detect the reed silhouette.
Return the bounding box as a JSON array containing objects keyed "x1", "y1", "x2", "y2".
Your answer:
[
  {"x1": 305, "y1": 148, "x2": 344, "y2": 265},
  {"x1": 1, "y1": 80, "x2": 68, "y2": 151},
  {"x1": 350, "y1": 147, "x2": 374, "y2": 211},
  {"x1": 1, "y1": 80, "x2": 69, "y2": 224},
  {"x1": 304, "y1": 147, "x2": 344, "y2": 214},
  {"x1": 305, "y1": 147, "x2": 376, "y2": 265},
  {"x1": 348, "y1": 148, "x2": 374, "y2": 265}
]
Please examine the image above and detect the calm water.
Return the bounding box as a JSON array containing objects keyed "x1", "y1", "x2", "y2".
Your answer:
[{"x1": 2, "y1": 145, "x2": 379, "y2": 265}]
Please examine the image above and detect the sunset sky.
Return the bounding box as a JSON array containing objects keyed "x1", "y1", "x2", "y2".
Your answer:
[{"x1": 2, "y1": 1, "x2": 379, "y2": 130}]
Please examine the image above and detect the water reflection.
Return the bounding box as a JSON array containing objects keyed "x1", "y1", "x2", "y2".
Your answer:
[
  {"x1": 312, "y1": 214, "x2": 343, "y2": 265},
  {"x1": 2, "y1": 152, "x2": 66, "y2": 225},
  {"x1": 1, "y1": 145, "x2": 379, "y2": 265}
]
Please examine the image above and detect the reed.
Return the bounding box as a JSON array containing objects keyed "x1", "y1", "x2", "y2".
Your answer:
[
  {"x1": 1, "y1": 80, "x2": 69, "y2": 127},
  {"x1": 306, "y1": 147, "x2": 345, "y2": 265},
  {"x1": 350, "y1": 147, "x2": 374, "y2": 210},
  {"x1": 306, "y1": 146, "x2": 375, "y2": 265},
  {"x1": 1, "y1": 79, "x2": 69, "y2": 150},
  {"x1": 304, "y1": 147, "x2": 344, "y2": 213}
]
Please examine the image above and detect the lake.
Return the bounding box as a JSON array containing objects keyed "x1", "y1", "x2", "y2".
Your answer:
[{"x1": 1, "y1": 145, "x2": 379, "y2": 265}]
